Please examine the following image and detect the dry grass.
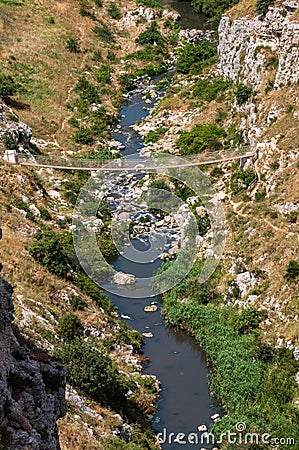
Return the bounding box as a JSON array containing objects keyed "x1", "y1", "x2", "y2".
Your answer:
[
  {"x1": 0, "y1": 0, "x2": 157, "y2": 150},
  {"x1": 226, "y1": 0, "x2": 256, "y2": 20},
  {"x1": 219, "y1": 156, "x2": 299, "y2": 344}
]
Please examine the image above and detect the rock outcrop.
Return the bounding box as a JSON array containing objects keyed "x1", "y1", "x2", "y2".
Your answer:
[
  {"x1": 218, "y1": 3, "x2": 299, "y2": 89},
  {"x1": 0, "y1": 102, "x2": 32, "y2": 152},
  {"x1": 0, "y1": 277, "x2": 66, "y2": 450}
]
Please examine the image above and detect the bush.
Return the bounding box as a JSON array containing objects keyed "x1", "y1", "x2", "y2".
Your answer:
[
  {"x1": 107, "y1": 3, "x2": 121, "y2": 19},
  {"x1": 70, "y1": 295, "x2": 87, "y2": 311},
  {"x1": 230, "y1": 169, "x2": 256, "y2": 194},
  {"x1": 75, "y1": 76, "x2": 99, "y2": 104},
  {"x1": 87, "y1": 146, "x2": 120, "y2": 160},
  {"x1": 233, "y1": 307, "x2": 260, "y2": 334},
  {"x1": 94, "y1": 64, "x2": 113, "y2": 85},
  {"x1": 284, "y1": 260, "x2": 299, "y2": 282},
  {"x1": 176, "y1": 123, "x2": 226, "y2": 155},
  {"x1": 176, "y1": 41, "x2": 217, "y2": 75},
  {"x1": 135, "y1": 0, "x2": 161, "y2": 7},
  {"x1": 191, "y1": 0, "x2": 240, "y2": 28},
  {"x1": 235, "y1": 83, "x2": 252, "y2": 105},
  {"x1": 192, "y1": 78, "x2": 232, "y2": 101},
  {"x1": 92, "y1": 50, "x2": 103, "y2": 62},
  {"x1": 66, "y1": 37, "x2": 80, "y2": 53},
  {"x1": 118, "y1": 73, "x2": 136, "y2": 93},
  {"x1": 57, "y1": 313, "x2": 84, "y2": 341},
  {"x1": 29, "y1": 230, "x2": 71, "y2": 277},
  {"x1": 143, "y1": 127, "x2": 168, "y2": 144},
  {"x1": 256, "y1": 0, "x2": 274, "y2": 16},
  {"x1": 136, "y1": 22, "x2": 165, "y2": 47},
  {"x1": 3, "y1": 133, "x2": 16, "y2": 149},
  {"x1": 73, "y1": 127, "x2": 94, "y2": 145},
  {"x1": 54, "y1": 339, "x2": 133, "y2": 411},
  {"x1": 39, "y1": 206, "x2": 52, "y2": 221},
  {"x1": 149, "y1": 179, "x2": 171, "y2": 191},
  {"x1": 0, "y1": 74, "x2": 18, "y2": 100},
  {"x1": 255, "y1": 189, "x2": 266, "y2": 201},
  {"x1": 93, "y1": 25, "x2": 114, "y2": 43}
]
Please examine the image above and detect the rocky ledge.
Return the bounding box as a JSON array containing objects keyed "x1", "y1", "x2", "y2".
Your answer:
[{"x1": 0, "y1": 276, "x2": 66, "y2": 450}]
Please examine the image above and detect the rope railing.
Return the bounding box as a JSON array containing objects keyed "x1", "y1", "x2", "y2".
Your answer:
[{"x1": 17, "y1": 147, "x2": 255, "y2": 172}]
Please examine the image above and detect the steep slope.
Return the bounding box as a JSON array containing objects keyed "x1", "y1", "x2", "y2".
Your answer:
[{"x1": 0, "y1": 276, "x2": 66, "y2": 450}]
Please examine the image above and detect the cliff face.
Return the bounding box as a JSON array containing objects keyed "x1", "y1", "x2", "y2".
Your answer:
[
  {"x1": 218, "y1": 2, "x2": 299, "y2": 89},
  {"x1": 0, "y1": 277, "x2": 66, "y2": 450}
]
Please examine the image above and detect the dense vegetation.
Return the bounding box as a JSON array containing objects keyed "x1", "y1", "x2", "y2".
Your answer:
[
  {"x1": 176, "y1": 40, "x2": 217, "y2": 75},
  {"x1": 192, "y1": 77, "x2": 232, "y2": 101},
  {"x1": 191, "y1": 0, "x2": 240, "y2": 28},
  {"x1": 176, "y1": 123, "x2": 227, "y2": 155},
  {"x1": 162, "y1": 261, "x2": 299, "y2": 449}
]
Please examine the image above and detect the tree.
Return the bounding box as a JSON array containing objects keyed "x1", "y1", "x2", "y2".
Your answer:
[
  {"x1": 66, "y1": 37, "x2": 80, "y2": 53},
  {"x1": 176, "y1": 41, "x2": 217, "y2": 74},
  {"x1": 176, "y1": 123, "x2": 226, "y2": 155},
  {"x1": 57, "y1": 313, "x2": 84, "y2": 341},
  {"x1": 0, "y1": 75, "x2": 18, "y2": 100},
  {"x1": 191, "y1": 0, "x2": 240, "y2": 28},
  {"x1": 54, "y1": 339, "x2": 132, "y2": 410},
  {"x1": 235, "y1": 84, "x2": 252, "y2": 105},
  {"x1": 284, "y1": 260, "x2": 299, "y2": 282}
]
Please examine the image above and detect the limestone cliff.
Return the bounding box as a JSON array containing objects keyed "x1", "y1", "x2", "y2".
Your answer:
[
  {"x1": 0, "y1": 276, "x2": 66, "y2": 450},
  {"x1": 218, "y1": 2, "x2": 299, "y2": 89}
]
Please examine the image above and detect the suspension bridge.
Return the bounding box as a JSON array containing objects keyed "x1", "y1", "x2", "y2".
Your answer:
[{"x1": 3, "y1": 147, "x2": 256, "y2": 172}]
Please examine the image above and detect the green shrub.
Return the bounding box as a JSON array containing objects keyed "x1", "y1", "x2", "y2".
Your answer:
[
  {"x1": 57, "y1": 313, "x2": 84, "y2": 341},
  {"x1": 284, "y1": 260, "x2": 299, "y2": 282},
  {"x1": 73, "y1": 127, "x2": 94, "y2": 145},
  {"x1": 143, "y1": 127, "x2": 168, "y2": 144},
  {"x1": 92, "y1": 50, "x2": 103, "y2": 62},
  {"x1": 87, "y1": 146, "x2": 120, "y2": 160},
  {"x1": 265, "y1": 78, "x2": 275, "y2": 93},
  {"x1": 118, "y1": 73, "x2": 136, "y2": 92},
  {"x1": 176, "y1": 123, "x2": 226, "y2": 155},
  {"x1": 107, "y1": 50, "x2": 117, "y2": 62},
  {"x1": 39, "y1": 206, "x2": 52, "y2": 221},
  {"x1": 136, "y1": 22, "x2": 165, "y2": 47},
  {"x1": 93, "y1": 25, "x2": 114, "y2": 43},
  {"x1": 255, "y1": 189, "x2": 266, "y2": 201},
  {"x1": 75, "y1": 272, "x2": 112, "y2": 310},
  {"x1": 0, "y1": 74, "x2": 18, "y2": 100},
  {"x1": 29, "y1": 230, "x2": 71, "y2": 277},
  {"x1": 135, "y1": 0, "x2": 161, "y2": 7},
  {"x1": 94, "y1": 64, "x2": 113, "y2": 84},
  {"x1": 66, "y1": 37, "x2": 80, "y2": 53},
  {"x1": 176, "y1": 41, "x2": 217, "y2": 75},
  {"x1": 230, "y1": 169, "x2": 256, "y2": 194},
  {"x1": 70, "y1": 295, "x2": 87, "y2": 311},
  {"x1": 256, "y1": 0, "x2": 274, "y2": 16},
  {"x1": 94, "y1": 0, "x2": 102, "y2": 6},
  {"x1": 149, "y1": 179, "x2": 171, "y2": 191},
  {"x1": 235, "y1": 83, "x2": 252, "y2": 105},
  {"x1": 285, "y1": 211, "x2": 298, "y2": 223},
  {"x1": 107, "y1": 3, "x2": 121, "y2": 19},
  {"x1": 79, "y1": 5, "x2": 96, "y2": 19},
  {"x1": 54, "y1": 339, "x2": 133, "y2": 412},
  {"x1": 3, "y1": 133, "x2": 16, "y2": 149},
  {"x1": 191, "y1": 0, "x2": 240, "y2": 28},
  {"x1": 210, "y1": 167, "x2": 224, "y2": 178},
  {"x1": 75, "y1": 76, "x2": 99, "y2": 104},
  {"x1": 233, "y1": 307, "x2": 260, "y2": 334},
  {"x1": 192, "y1": 78, "x2": 232, "y2": 101}
]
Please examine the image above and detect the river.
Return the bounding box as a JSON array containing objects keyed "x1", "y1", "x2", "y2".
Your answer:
[
  {"x1": 102, "y1": 71, "x2": 220, "y2": 450},
  {"x1": 157, "y1": 0, "x2": 207, "y2": 29}
]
